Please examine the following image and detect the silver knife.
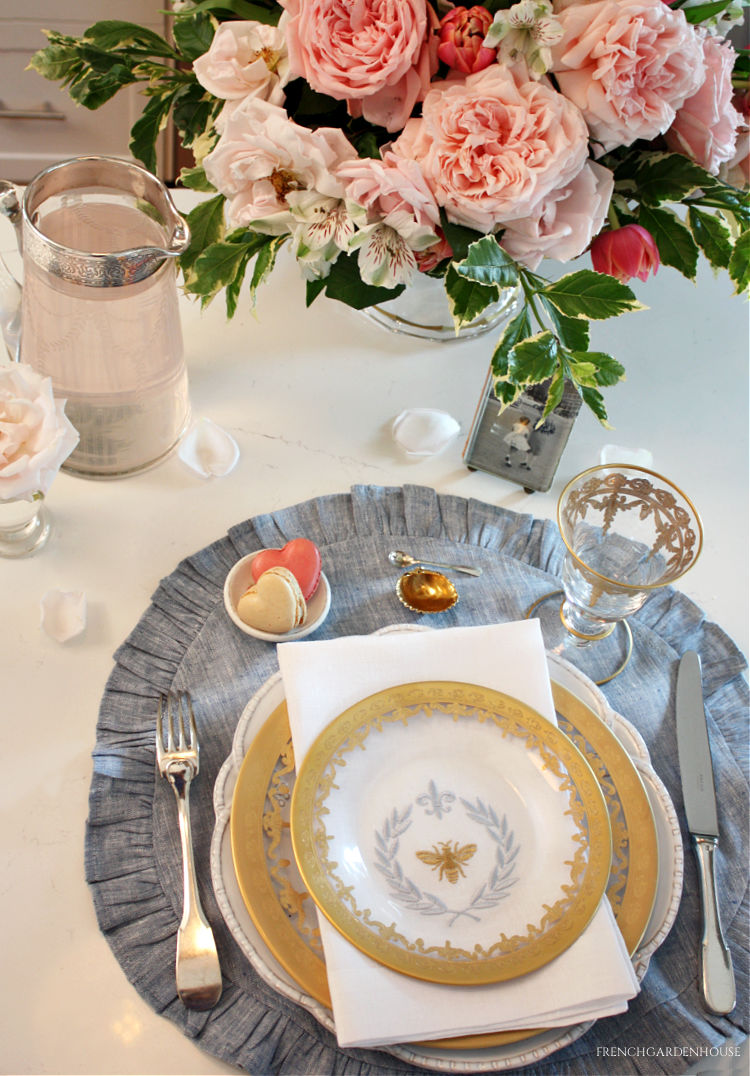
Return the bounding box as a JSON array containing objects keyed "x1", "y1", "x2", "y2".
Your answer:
[{"x1": 675, "y1": 650, "x2": 736, "y2": 1015}]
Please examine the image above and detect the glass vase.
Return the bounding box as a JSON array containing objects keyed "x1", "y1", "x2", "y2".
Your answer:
[
  {"x1": 0, "y1": 495, "x2": 51, "y2": 557},
  {"x1": 361, "y1": 271, "x2": 520, "y2": 342}
]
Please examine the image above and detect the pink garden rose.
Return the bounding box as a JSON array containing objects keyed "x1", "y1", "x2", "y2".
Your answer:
[
  {"x1": 551, "y1": 0, "x2": 706, "y2": 152},
  {"x1": 500, "y1": 160, "x2": 614, "y2": 270},
  {"x1": 202, "y1": 96, "x2": 357, "y2": 231},
  {"x1": 193, "y1": 18, "x2": 290, "y2": 106},
  {"x1": 337, "y1": 151, "x2": 440, "y2": 232},
  {"x1": 590, "y1": 223, "x2": 660, "y2": 283},
  {"x1": 280, "y1": 0, "x2": 438, "y2": 132},
  {"x1": 391, "y1": 65, "x2": 589, "y2": 232},
  {"x1": 437, "y1": 5, "x2": 496, "y2": 75},
  {"x1": 664, "y1": 31, "x2": 741, "y2": 175}
]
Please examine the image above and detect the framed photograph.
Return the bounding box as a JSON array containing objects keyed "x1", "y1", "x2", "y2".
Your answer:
[{"x1": 463, "y1": 371, "x2": 582, "y2": 493}]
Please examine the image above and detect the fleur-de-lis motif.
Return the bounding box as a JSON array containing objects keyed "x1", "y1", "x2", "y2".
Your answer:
[{"x1": 416, "y1": 779, "x2": 456, "y2": 819}]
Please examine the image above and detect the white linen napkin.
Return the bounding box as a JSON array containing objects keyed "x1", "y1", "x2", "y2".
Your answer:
[{"x1": 277, "y1": 621, "x2": 639, "y2": 1049}]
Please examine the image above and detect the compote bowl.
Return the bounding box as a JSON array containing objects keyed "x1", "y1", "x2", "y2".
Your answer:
[{"x1": 529, "y1": 464, "x2": 703, "y2": 683}]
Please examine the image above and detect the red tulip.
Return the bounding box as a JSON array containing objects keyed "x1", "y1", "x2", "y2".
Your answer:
[
  {"x1": 590, "y1": 224, "x2": 660, "y2": 283},
  {"x1": 438, "y1": 5, "x2": 496, "y2": 75}
]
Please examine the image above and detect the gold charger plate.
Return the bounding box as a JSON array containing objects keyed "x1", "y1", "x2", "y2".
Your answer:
[{"x1": 230, "y1": 678, "x2": 657, "y2": 1048}]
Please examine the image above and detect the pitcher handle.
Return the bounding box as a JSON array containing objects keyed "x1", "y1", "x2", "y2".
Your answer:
[{"x1": 0, "y1": 181, "x2": 23, "y2": 253}]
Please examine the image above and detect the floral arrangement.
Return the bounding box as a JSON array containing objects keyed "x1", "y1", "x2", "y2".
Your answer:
[
  {"x1": 31, "y1": 0, "x2": 749, "y2": 423},
  {"x1": 0, "y1": 361, "x2": 79, "y2": 501}
]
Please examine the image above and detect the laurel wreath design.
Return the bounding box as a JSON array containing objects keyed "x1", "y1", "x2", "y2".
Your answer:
[{"x1": 373, "y1": 796, "x2": 519, "y2": 927}]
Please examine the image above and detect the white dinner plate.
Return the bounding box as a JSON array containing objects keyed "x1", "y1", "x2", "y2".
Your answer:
[{"x1": 210, "y1": 634, "x2": 682, "y2": 1072}]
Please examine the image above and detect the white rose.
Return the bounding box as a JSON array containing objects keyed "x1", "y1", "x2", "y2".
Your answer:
[
  {"x1": 0, "y1": 362, "x2": 79, "y2": 500},
  {"x1": 193, "y1": 16, "x2": 291, "y2": 106}
]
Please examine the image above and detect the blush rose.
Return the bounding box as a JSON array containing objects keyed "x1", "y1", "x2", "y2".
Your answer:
[
  {"x1": 193, "y1": 18, "x2": 290, "y2": 106},
  {"x1": 280, "y1": 0, "x2": 438, "y2": 132},
  {"x1": 202, "y1": 96, "x2": 357, "y2": 231},
  {"x1": 500, "y1": 161, "x2": 614, "y2": 270},
  {"x1": 0, "y1": 361, "x2": 79, "y2": 500},
  {"x1": 551, "y1": 0, "x2": 706, "y2": 152},
  {"x1": 391, "y1": 65, "x2": 589, "y2": 232},
  {"x1": 664, "y1": 31, "x2": 741, "y2": 176}
]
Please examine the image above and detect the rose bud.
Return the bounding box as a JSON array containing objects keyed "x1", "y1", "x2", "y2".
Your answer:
[
  {"x1": 591, "y1": 224, "x2": 661, "y2": 283},
  {"x1": 438, "y1": 5, "x2": 496, "y2": 75}
]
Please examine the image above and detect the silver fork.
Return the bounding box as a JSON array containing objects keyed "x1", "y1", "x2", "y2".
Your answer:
[{"x1": 156, "y1": 691, "x2": 222, "y2": 1010}]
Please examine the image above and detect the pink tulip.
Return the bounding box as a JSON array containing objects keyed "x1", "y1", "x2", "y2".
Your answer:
[
  {"x1": 438, "y1": 5, "x2": 496, "y2": 74},
  {"x1": 590, "y1": 224, "x2": 660, "y2": 283}
]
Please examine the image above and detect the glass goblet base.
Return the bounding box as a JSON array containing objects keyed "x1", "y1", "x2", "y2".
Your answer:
[
  {"x1": 0, "y1": 497, "x2": 51, "y2": 558},
  {"x1": 526, "y1": 590, "x2": 633, "y2": 686}
]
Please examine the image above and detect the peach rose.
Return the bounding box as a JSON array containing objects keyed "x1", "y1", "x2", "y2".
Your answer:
[
  {"x1": 391, "y1": 65, "x2": 589, "y2": 232},
  {"x1": 551, "y1": 0, "x2": 706, "y2": 152},
  {"x1": 193, "y1": 18, "x2": 290, "y2": 107},
  {"x1": 500, "y1": 160, "x2": 614, "y2": 269},
  {"x1": 280, "y1": 0, "x2": 438, "y2": 132},
  {"x1": 202, "y1": 96, "x2": 357, "y2": 231},
  {"x1": 664, "y1": 31, "x2": 741, "y2": 176}
]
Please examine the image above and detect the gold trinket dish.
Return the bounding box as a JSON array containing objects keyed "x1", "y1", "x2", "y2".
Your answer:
[{"x1": 397, "y1": 569, "x2": 458, "y2": 614}]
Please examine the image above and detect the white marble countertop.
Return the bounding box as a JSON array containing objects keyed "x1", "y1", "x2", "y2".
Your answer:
[{"x1": 1, "y1": 190, "x2": 747, "y2": 1075}]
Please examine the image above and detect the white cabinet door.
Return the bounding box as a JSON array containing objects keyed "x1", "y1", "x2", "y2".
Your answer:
[{"x1": 0, "y1": 4, "x2": 172, "y2": 182}]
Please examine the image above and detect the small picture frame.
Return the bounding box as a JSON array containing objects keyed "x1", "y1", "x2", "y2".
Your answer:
[{"x1": 463, "y1": 371, "x2": 582, "y2": 493}]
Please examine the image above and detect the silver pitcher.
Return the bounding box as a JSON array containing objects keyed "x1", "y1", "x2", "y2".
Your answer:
[{"x1": 0, "y1": 156, "x2": 191, "y2": 479}]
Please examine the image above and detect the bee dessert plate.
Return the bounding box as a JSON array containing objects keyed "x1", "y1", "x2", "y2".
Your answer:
[{"x1": 289, "y1": 680, "x2": 612, "y2": 986}]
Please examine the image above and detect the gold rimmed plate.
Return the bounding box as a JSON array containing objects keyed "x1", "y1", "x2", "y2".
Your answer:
[
  {"x1": 288, "y1": 681, "x2": 611, "y2": 987},
  {"x1": 226, "y1": 663, "x2": 662, "y2": 1055}
]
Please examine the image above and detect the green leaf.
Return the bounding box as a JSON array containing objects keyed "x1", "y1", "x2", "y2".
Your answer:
[
  {"x1": 82, "y1": 20, "x2": 176, "y2": 57},
  {"x1": 444, "y1": 264, "x2": 499, "y2": 329},
  {"x1": 439, "y1": 214, "x2": 485, "y2": 263},
  {"x1": 570, "y1": 351, "x2": 626, "y2": 388},
  {"x1": 183, "y1": 1, "x2": 281, "y2": 26},
  {"x1": 580, "y1": 386, "x2": 611, "y2": 427},
  {"x1": 687, "y1": 206, "x2": 733, "y2": 270},
  {"x1": 680, "y1": 0, "x2": 735, "y2": 24},
  {"x1": 618, "y1": 152, "x2": 713, "y2": 206},
  {"x1": 129, "y1": 95, "x2": 172, "y2": 173},
  {"x1": 29, "y1": 41, "x2": 82, "y2": 82},
  {"x1": 453, "y1": 235, "x2": 519, "y2": 289},
  {"x1": 172, "y1": 12, "x2": 217, "y2": 61},
  {"x1": 638, "y1": 205, "x2": 699, "y2": 280},
  {"x1": 248, "y1": 235, "x2": 286, "y2": 306},
  {"x1": 178, "y1": 165, "x2": 217, "y2": 193},
  {"x1": 541, "y1": 369, "x2": 566, "y2": 419},
  {"x1": 172, "y1": 83, "x2": 218, "y2": 146},
  {"x1": 507, "y1": 331, "x2": 560, "y2": 385},
  {"x1": 306, "y1": 278, "x2": 327, "y2": 306},
  {"x1": 188, "y1": 237, "x2": 266, "y2": 300},
  {"x1": 538, "y1": 296, "x2": 590, "y2": 351},
  {"x1": 729, "y1": 229, "x2": 750, "y2": 294},
  {"x1": 321, "y1": 252, "x2": 405, "y2": 309},
  {"x1": 179, "y1": 194, "x2": 226, "y2": 274},
  {"x1": 542, "y1": 270, "x2": 642, "y2": 320},
  {"x1": 565, "y1": 359, "x2": 599, "y2": 389},
  {"x1": 490, "y1": 305, "x2": 533, "y2": 380}
]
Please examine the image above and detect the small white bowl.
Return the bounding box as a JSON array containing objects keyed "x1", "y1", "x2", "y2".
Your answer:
[{"x1": 223, "y1": 550, "x2": 331, "y2": 642}]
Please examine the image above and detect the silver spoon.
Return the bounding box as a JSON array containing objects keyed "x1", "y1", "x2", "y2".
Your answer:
[{"x1": 388, "y1": 550, "x2": 482, "y2": 577}]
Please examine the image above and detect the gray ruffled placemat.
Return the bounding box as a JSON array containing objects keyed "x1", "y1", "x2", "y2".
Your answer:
[{"x1": 86, "y1": 484, "x2": 748, "y2": 1075}]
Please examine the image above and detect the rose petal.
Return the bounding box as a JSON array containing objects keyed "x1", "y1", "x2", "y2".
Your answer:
[
  {"x1": 392, "y1": 408, "x2": 460, "y2": 457},
  {"x1": 599, "y1": 444, "x2": 654, "y2": 468},
  {"x1": 178, "y1": 417, "x2": 240, "y2": 478},
  {"x1": 40, "y1": 589, "x2": 87, "y2": 643}
]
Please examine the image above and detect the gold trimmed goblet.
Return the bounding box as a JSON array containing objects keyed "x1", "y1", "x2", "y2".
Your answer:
[{"x1": 528, "y1": 464, "x2": 703, "y2": 684}]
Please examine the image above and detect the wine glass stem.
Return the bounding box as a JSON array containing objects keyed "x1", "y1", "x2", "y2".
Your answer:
[{"x1": 560, "y1": 600, "x2": 616, "y2": 645}]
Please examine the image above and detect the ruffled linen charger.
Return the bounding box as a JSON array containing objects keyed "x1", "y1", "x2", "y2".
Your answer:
[{"x1": 85, "y1": 484, "x2": 749, "y2": 1075}]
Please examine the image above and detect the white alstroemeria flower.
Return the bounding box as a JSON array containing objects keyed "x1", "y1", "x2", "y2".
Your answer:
[
  {"x1": 349, "y1": 210, "x2": 438, "y2": 289},
  {"x1": 286, "y1": 191, "x2": 367, "y2": 279},
  {"x1": 484, "y1": 0, "x2": 563, "y2": 79}
]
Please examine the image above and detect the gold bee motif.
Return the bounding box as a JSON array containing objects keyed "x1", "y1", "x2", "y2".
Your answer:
[{"x1": 416, "y1": 840, "x2": 477, "y2": 884}]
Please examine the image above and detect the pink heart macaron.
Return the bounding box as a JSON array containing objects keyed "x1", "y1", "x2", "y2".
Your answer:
[{"x1": 251, "y1": 538, "x2": 322, "y2": 600}]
